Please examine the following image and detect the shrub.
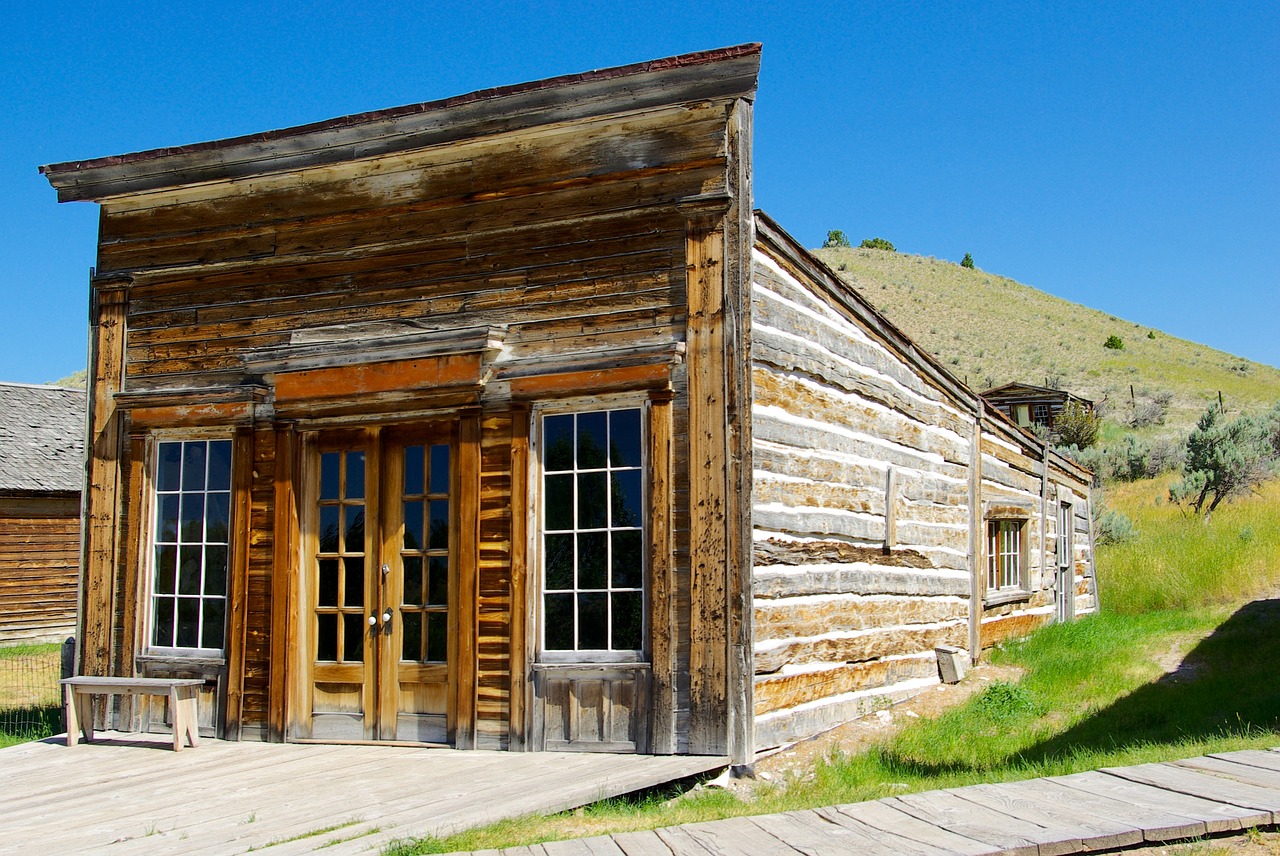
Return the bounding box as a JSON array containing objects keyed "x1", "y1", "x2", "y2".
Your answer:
[
  {"x1": 1147, "y1": 330, "x2": 1156, "y2": 339},
  {"x1": 1104, "y1": 335, "x2": 1124, "y2": 350},
  {"x1": 1169, "y1": 405, "x2": 1276, "y2": 518},
  {"x1": 860, "y1": 237, "x2": 896, "y2": 252},
  {"x1": 1054, "y1": 401, "x2": 1100, "y2": 449},
  {"x1": 823, "y1": 230, "x2": 851, "y2": 248},
  {"x1": 1093, "y1": 492, "x2": 1138, "y2": 545},
  {"x1": 960, "y1": 252, "x2": 975, "y2": 269}
]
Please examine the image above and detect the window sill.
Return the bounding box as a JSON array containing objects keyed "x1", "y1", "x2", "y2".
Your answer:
[
  {"x1": 138, "y1": 652, "x2": 227, "y2": 668},
  {"x1": 984, "y1": 589, "x2": 1031, "y2": 608}
]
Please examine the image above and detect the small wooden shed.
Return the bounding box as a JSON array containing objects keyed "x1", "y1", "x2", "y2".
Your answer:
[
  {"x1": 982, "y1": 382, "x2": 1095, "y2": 433},
  {"x1": 0, "y1": 383, "x2": 85, "y2": 645},
  {"x1": 41, "y1": 44, "x2": 1095, "y2": 761}
]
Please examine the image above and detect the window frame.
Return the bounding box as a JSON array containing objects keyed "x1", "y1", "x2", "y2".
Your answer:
[
  {"x1": 985, "y1": 516, "x2": 1030, "y2": 606},
  {"x1": 143, "y1": 431, "x2": 236, "y2": 659},
  {"x1": 532, "y1": 395, "x2": 649, "y2": 665}
]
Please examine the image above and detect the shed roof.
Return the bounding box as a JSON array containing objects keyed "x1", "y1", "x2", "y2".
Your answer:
[{"x1": 0, "y1": 383, "x2": 86, "y2": 494}]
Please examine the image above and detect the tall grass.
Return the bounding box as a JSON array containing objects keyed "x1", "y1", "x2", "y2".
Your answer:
[{"x1": 1099, "y1": 477, "x2": 1280, "y2": 613}]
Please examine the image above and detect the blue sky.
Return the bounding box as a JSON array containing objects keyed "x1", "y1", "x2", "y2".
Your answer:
[{"x1": 3, "y1": 0, "x2": 1276, "y2": 384}]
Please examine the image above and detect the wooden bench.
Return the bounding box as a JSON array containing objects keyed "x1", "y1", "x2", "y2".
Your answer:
[{"x1": 62, "y1": 677, "x2": 203, "y2": 751}]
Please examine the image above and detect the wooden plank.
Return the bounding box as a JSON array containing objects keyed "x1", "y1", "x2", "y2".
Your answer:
[
  {"x1": 1102, "y1": 762, "x2": 1280, "y2": 819},
  {"x1": 609, "y1": 830, "x2": 675, "y2": 856},
  {"x1": 1009, "y1": 776, "x2": 1210, "y2": 842},
  {"x1": 950, "y1": 782, "x2": 1142, "y2": 851},
  {"x1": 1051, "y1": 769, "x2": 1259, "y2": 836},
  {"x1": 81, "y1": 285, "x2": 129, "y2": 680},
  {"x1": 508, "y1": 406, "x2": 530, "y2": 751},
  {"x1": 455, "y1": 411, "x2": 481, "y2": 749},
  {"x1": 886, "y1": 791, "x2": 1048, "y2": 856},
  {"x1": 224, "y1": 428, "x2": 254, "y2": 738},
  {"x1": 826, "y1": 802, "x2": 997, "y2": 855},
  {"x1": 1210, "y1": 749, "x2": 1280, "y2": 774},
  {"x1": 657, "y1": 816, "x2": 793, "y2": 856},
  {"x1": 684, "y1": 217, "x2": 730, "y2": 757},
  {"x1": 647, "y1": 390, "x2": 675, "y2": 755},
  {"x1": 268, "y1": 426, "x2": 294, "y2": 741},
  {"x1": 115, "y1": 434, "x2": 146, "y2": 727},
  {"x1": 750, "y1": 809, "x2": 913, "y2": 855},
  {"x1": 1179, "y1": 754, "x2": 1280, "y2": 789}
]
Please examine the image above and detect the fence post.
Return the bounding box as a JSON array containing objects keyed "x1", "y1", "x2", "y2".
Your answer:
[{"x1": 60, "y1": 637, "x2": 75, "y2": 734}]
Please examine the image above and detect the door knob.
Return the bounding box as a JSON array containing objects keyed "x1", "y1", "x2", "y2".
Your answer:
[
  {"x1": 367, "y1": 615, "x2": 377, "y2": 627},
  {"x1": 382, "y1": 610, "x2": 393, "y2": 635}
]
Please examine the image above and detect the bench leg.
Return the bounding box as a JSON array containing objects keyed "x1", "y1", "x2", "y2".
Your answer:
[
  {"x1": 168, "y1": 687, "x2": 201, "y2": 750},
  {"x1": 64, "y1": 686, "x2": 93, "y2": 747}
]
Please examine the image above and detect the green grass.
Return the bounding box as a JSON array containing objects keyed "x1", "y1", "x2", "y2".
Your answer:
[
  {"x1": 386, "y1": 480, "x2": 1280, "y2": 855},
  {"x1": 813, "y1": 246, "x2": 1280, "y2": 438},
  {"x1": 0, "y1": 642, "x2": 62, "y2": 748}
]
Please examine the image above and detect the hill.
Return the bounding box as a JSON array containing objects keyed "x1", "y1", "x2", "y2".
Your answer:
[{"x1": 813, "y1": 246, "x2": 1280, "y2": 437}]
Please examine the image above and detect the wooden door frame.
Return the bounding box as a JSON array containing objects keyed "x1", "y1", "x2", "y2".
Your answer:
[{"x1": 286, "y1": 420, "x2": 478, "y2": 745}]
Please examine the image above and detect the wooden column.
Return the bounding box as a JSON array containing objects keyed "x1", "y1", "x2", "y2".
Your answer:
[
  {"x1": 647, "y1": 389, "x2": 676, "y2": 754},
  {"x1": 116, "y1": 433, "x2": 147, "y2": 728},
  {"x1": 968, "y1": 413, "x2": 984, "y2": 660},
  {"x1": 269, "y1": 426, "x2": 297, "y2": 741},
  {"x1": 507, "y1": 406, "x2": 530, "y2": 750},
  {"x1": 722, "y1": 98, "x2": 755, "y2": 767},
  {"x1": 80, "y1": 279, "x2": 129, "y2": 679},
  {"x1": 454, "y1": 411, "x2": 481, "y2": 749},
  {"x1": 224, "y1": 428, "x2": 254, "y2": 738}
]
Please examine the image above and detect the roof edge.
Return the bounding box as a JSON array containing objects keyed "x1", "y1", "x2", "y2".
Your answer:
[{"x1": 40, "y1": 43, "x2": 762, "y2": 203}]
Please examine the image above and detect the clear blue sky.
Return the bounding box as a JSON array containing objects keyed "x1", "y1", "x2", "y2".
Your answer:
[{"x1": 4, "y1": 0, "x2": 1276, "y2": 384}]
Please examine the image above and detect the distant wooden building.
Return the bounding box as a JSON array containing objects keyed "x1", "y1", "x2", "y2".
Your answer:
[
  {"x1": 0, "y1": 383, "x2": 84, "y2": 645},
  {"x1": 41, "y1": 45, "x2": 1095, "y2": 761},
  {"x1": 982, "y1": 383, "x2": 1095, "y2": 433}
]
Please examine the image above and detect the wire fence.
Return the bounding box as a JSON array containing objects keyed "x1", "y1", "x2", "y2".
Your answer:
[{"x1": 0, "y1": 641, "x2": 67, "y2": 742}]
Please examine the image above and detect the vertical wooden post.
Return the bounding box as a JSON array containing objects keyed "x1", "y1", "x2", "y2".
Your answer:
[
  {"x1": 968, "y1": 411, "x2": 984, "y2": 661},
  {"x1": 883, "y1": 466, "x2": 898, "y2": 554},
  {"x1": 647, "y1": 389, "x2": 676, "y2": 754},
  {"x1": 685, "y1": 213, "x2": 729, "y2": 757},
  {"x1": 455, "y1": 411, "x2": 481, "y2": 749},
  {"x1": 722, "y1": 98, "x2": 755, "y2": 767},
  {"x1": 507, "y1": 406, "x2": 530, "y2": 751},
  {"x1": 81, "y1": 279, "x2": 130, "y2": 681},
  {"x1": 117, "y1": 434, "x2": 146, "y2": 728},
  {"x1": 270, "y1": 426, "x2": 296, "y2": 742},
  {"x1": 224, "y1": 428, "x2": 254, "y2": 739}
]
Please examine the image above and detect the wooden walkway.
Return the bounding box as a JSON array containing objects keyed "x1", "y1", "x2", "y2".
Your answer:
[
  {"x1": 0, "y1": 731, "x2": 726, "y2": 855},
  {"x1": 470, "y1": 749, "x2": 1280, "y2": 856}
]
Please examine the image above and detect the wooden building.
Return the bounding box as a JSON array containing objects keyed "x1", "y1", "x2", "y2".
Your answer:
[
  {"x1": 982, "y1": 382, "x2": 1095, "y2": 433},
  {"x1": 0, "y1": 383, "x2": 85, "y2": 645},
  {"x1": 41, "y1": 44, "x2": 1095, "y2": 761}
]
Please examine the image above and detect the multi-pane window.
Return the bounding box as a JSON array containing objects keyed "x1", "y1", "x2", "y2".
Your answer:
[
  {"x1": 399, "y1": 443, "x2": 451, "y2": 664},
  {"x1": 151, "y1": 439, "x2": 232, "y2": 651},
  {"x1": 316, "y1": 449, "x2": 367, "y2": 663},
  {"x1": 542, "y1": 408, "x2": 644, "y2": 653},
  {"x1": 987, "y1": 519, "x2": 1024, "y2": 591},
  {"x1": 1033, "y1": 404, "x2": 1051, "y2": 426}
]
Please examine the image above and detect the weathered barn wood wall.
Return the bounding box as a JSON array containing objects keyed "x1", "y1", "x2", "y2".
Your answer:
[
  {"x1": 749, "y1": 215, "x2": 1097, "y2": 749},
  {"x1": 45, "y1": 46, "x2": 763, "y2": 753},
  {"x1": 0, "y1": 495, "x2": 80, "y2": 645}
]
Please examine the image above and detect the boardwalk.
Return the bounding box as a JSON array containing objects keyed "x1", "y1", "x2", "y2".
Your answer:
[
  {"x1": 0, "y1": 732, "x2": 725, "y2": 855},
  {"x1": 470, "y1": 749, "x2": 1280, "y2": 856}
]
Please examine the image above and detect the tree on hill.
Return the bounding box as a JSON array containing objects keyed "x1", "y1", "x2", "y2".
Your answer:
[
  {"x1": 823, "y1": 230, "x2": 851, "y2": 248},
  {"x1": 860, "y1": 237, "x2": 895, "y2": 252},
  {"x1": 961, "y1": 252, "x2": 975, "y2": 269},
  {"x1": 1169, "y1": 405, "x2": 1276, "y2": 519}
]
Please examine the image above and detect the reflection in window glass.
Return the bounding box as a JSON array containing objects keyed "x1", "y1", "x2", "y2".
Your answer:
[
  {"x1": 151, "y1": 439, "x2": 232, "y2": 651},
  {"x1": 542, "y1": 407, "x2": 644, "y2": 653}
]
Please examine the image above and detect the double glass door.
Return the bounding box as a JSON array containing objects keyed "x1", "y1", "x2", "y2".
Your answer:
[{"x1": 304, "y1": 426, "x2": 454, "y2": 743}]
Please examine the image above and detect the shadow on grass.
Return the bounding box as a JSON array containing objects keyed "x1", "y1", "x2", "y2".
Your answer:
[
  {"x1": 879, "y1": 599, "x2": 1280, "y2": 778},
  {"x1": 1022, "y1": 598, "x2": 1280, "y2": 761}
]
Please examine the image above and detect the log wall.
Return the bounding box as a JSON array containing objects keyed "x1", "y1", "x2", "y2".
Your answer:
[
  {"x1": 0, "y1": 495, "x2": 81, "y2": 645},
  {"x1": 749, "y1": 223, "x2": 1098, "y2": 750},
  {"x1": 749, "y1": 243, "x2": 973, "y2": 748}
]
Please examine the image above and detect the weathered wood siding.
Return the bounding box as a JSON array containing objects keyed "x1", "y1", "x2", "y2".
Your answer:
[
  {"x1": 749, "y1": 241, "x2": 972, "y2": 748},
  {"x1": 0, "y1": 495, "x2": 80, "y2": 645},
  {"x1": 64, "y1": 60, "x2": 760, "y2": 747}
]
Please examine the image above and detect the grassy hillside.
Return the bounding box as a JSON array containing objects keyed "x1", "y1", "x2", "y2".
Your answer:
[{"x1": 814, "y1": 246, "x2": 1280, "y2": 437}]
